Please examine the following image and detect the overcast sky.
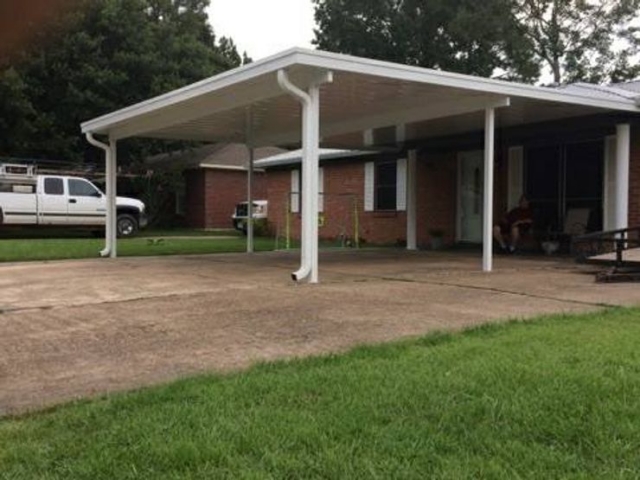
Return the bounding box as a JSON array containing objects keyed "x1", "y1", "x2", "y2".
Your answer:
[{"x1": 208, "y1": 0, "x2": 316, "y2": 60}]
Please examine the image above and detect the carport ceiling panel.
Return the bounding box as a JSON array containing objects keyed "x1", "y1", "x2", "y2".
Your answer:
[
  {"x1": 407, "y1": 99, "x2": 611, "y2": 141},
  {"x1": 107, "y1": 74, "x2": 286, "y2": 140}
]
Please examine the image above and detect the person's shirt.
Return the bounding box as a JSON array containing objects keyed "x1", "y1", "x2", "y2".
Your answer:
[{"x1": 506, "y1": 206, "x2": 533, "y2": 225}]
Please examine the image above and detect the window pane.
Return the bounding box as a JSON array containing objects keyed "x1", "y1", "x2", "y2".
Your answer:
[
  {"x1": 376, "y1": 186, "x2": 396, "y2": 210},
  {"x1": 69, "y1": 179, "x2": 99, "y2": 197},
  {"x1": 44, "y1": 178, "x2": 64, "y2": 195},
  {"x1": 375, "y1": 162, "x2": 397, "y2": 210}
]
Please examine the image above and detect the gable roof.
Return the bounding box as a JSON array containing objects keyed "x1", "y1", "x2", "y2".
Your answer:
[{"x1": 147, "y1": 143, "x2": 286, "y2": 171}]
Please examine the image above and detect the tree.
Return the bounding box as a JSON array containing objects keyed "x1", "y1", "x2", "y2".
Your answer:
[
  {"x1": 512, "y1": 0, "x2": 640, "y2": 84},
  {"x1": 0, "y1": 0, "x2": 244, "y2": 163},
  {"x1": 313, "y1": 0, "x2": 539, "y2": 81},
  {"x1": 313, "y1": 0, "x2": 640, "y2": 85}
]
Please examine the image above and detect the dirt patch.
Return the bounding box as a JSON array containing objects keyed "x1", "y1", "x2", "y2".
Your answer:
[{"x1": 0, "y1": 250, "x2": 637, "y2": 416}]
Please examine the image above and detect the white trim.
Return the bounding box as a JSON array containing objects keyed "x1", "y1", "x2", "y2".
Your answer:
[
  {"x1": 318, "y1": 166, "x2": 325, "y2": 213},
  {"x1": 254, "y1": 148, "x2": 376, "y2": 168},
  {"x1": 456, "y1": 150, "x2": 484, "y2": 243},
  {"x1": 291, "y1": 169, "x2": 300, "y2": 213},
  {"x1": 82, "y1": 48, "x2": 640, "y2": 137},
  {"x1": 396, "y1": 158, "x2": 407, "y2": 211},
  {"x1": 615, "y1": 124, "x2": 631, "y2": 229},
  {"x1": 483, "y1": 108, "x2": 496, "y2": 273},
  {"x1": 198, "y1": 164, "x2": 265, "y2": 172},
  {"x1": 364, "y1": 162, "x2": 375, "y2": 212}
]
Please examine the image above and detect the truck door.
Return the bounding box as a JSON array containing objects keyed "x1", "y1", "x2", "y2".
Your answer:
[
  {"x1": 67, "y1": 178, "x2": 106, "y2": 225},
  {"x1": 38, "y1": 177, "x2": 68, "y2": 225}
]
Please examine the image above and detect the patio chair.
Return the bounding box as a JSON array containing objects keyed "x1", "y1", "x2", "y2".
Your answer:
[{"x1": 544, "y1": 208, "x2": 591, "y2": 253}]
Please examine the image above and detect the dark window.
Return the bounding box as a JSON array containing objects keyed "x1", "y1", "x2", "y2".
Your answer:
[
  {"x1": 44, "y1": 178, "x2": 64, "y2": 195},
  {"x1": 69, "y1": 178, "x2": 101, "y2": 197},
  {"x1": 525, "y1": 141, "x2": 604, "y2": 232},
  {"x1": 375, "y1": 162, "x2": 397, "y2": 210}
]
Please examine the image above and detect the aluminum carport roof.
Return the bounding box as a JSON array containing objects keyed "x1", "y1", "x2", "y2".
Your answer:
[
  {"x1": 81, "y1": 48, "x2": 640, "y2": 149},
  {"x1": 81, "y1": 48, "x2": 640, "y2": 283}
]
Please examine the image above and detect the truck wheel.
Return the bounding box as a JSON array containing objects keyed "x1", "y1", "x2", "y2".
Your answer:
[{"x1": 117, "y1": 214, "x2": 138, "y2": 237}]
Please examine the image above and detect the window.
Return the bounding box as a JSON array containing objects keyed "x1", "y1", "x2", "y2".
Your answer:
[
  {"x1": 68, "y1": 178, "x2": 101, "y2": 197},
  {"x1": 375, "y1": 161, "x2": 397, "y2": 210},
  {"x1": 0, "y1": 182, "x2": 34, "y2": 194},
  {"x1": 290, "y1": 168, "x2": 324, "y2": 213},
  {"x1": 44, "y1": 178, "x2": 64, "y2": 195}
]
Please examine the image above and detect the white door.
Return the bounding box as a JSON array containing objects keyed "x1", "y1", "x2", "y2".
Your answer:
[
  {"x1": 67, "y1": 178, "x2": 106, "y2": 225},
  {"x1": 458, "y1": 151, "x2": 484, "y2": 243}
]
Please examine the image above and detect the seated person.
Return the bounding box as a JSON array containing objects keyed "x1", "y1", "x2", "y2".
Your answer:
[{"x1": 493, "y1": 195, "x2": 533, "y2": 253}]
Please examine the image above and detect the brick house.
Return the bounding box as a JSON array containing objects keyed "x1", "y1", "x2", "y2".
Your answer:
[
  {"x1": 83, "y1": 48, "x2": 640, "y2": 281},
  {"x1": 148, "y1": 143, "x2": 283, "y2": 229},
  {"x1": 257, "y1": 81, "x2": 640, "y2": 248}
]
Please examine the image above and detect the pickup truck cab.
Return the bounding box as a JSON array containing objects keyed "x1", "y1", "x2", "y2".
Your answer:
[{"x1": 0, "y1": 164, "x2": 146, "y2": 237}]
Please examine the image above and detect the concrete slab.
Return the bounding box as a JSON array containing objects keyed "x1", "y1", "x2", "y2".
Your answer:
[{"x1": 0, "y1": 250, "x2": 638, "y2": 415}]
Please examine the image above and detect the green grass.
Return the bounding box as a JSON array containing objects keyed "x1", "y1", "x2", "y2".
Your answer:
[
  {"x1": 0, "y1": 227, "x2": 241, "y2": 240},
  {"x1": 1, "y1": 308, "x2": 640, "y2": 479},
  {"x1": 0, "y1": 236, "x2": 274, "y2": 262}
]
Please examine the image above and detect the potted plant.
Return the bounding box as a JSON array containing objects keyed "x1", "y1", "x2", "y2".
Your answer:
[{"x1": 428, "y1": 228, "x2": 445, "y2": 250}]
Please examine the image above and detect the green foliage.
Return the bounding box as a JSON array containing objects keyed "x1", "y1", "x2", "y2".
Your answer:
[
  {"x1": 313, "y1": 0, "x2": 640, "y2": 84},
  {"x1": 1, "y1": 308, "x2": 640, "y2": 477},
  {"x1": 0, "y1": 0, "x2": 243, "y2": 163},
  {"x1": 513, "y1": 0, "x2": 640, "y2": 84},
  {"x1": 313, "y1": 0, "x2": 539, "y2": 81}
]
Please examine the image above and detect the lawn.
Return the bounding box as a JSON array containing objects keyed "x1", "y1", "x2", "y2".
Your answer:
[
  {"x1": 1, "y1": 308, "x2": 639, "y2": 479},
  {"x1": 0, "y1": 235, "x2": 275, "y2": 262}
]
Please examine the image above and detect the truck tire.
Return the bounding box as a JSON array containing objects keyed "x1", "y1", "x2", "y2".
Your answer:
[{"x1": 116, "y1": 214, "x2": 139, "y2": 238}]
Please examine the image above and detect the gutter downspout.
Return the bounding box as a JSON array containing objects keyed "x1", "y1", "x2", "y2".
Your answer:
[
  {"x1": 277, "y1": 70, "x2": 314, "y2": 282},
  {"x1": 86, "y1": 133, "x2": 112, "y2": 258},
  {"x1": 277, "y1": 69, "x2": 332, "y2": 282}
]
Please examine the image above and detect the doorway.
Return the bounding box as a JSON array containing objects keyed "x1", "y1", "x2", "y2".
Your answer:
[{"x1": 457, "y1": 151, "x2": 484, "y2": 243}]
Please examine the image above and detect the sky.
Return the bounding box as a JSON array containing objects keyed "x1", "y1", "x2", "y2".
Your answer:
[{"x1": 208, "y1": 0, "x2": 316, "y2": 60}]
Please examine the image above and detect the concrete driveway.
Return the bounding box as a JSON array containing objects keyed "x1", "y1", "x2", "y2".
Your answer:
[{"x1": 0, "y1": 249, "x2": 637, "y2": 415}]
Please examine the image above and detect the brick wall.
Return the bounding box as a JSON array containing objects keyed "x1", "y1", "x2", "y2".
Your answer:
[
  {"x1": 185, "y1": 168, "x2": 266, "y2": 229},
  {"x1": 416, "y1": 151, "x2": 458, "y2": 247},
  {"x1": 264, "y1": 150, "x2": 516, "y2": 247},
  {"x1": 266, "y1": 162, "x2": 409, "y2": 245},
  {"x1": 630, "y1": 126, "x2": 640, "y2": 227}
]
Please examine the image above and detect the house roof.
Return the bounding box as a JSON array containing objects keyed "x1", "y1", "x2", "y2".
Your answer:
[
  {"x1": 146, "y1": 143, "x2": 286, "y2": 171},
  {"x1": 615, "y1": 80, "x2": 640, "y2": 94},
  {"x1": 81, "y1": 48, "x2": 640, "y2": 150},
  {"x1": 556, "y1": 82, "x2": 640, "y2": 102},
  {"x1": 254, "y1": 148, "x2": 378, "y2": 168}
]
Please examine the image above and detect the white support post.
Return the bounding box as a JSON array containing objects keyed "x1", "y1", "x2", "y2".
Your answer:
[
  {"x1": 406, "y1": 149, "x2": 418, "y2": 250},
  {"x1": 109, "y1": 139, "x2": 118, "y2": 258},
  {"x1": 483, "y1": 108, "x2": 495, "y2": 272},
  {"x1": 246, "y1": 108, "x2": 254, "y2": 253},
  {"x1": 247, "y1": 146, "x2": 254, "y2": 253},
  {"x1": 277, "y1": 69, "x2": 332, "y2": 284},
  {"x1": 308, "y1": 84, "x2": 321, "y2": 284},
  {"x1": 615, "y1": 123, "x2": 630, "y2": 230}
]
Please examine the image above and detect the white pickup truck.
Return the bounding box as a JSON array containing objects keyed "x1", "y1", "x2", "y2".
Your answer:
[{"x1": 0, "y1": 164, "x2": 147, "y2": 237}]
